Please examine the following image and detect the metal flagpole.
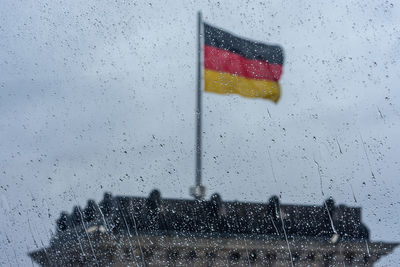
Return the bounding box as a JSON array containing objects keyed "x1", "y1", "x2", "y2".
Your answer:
[{"x1": 190, "y1": 11, "x2": 206, "y2": 199}]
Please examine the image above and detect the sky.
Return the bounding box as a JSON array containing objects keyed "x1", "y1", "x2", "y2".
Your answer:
[{"x1": 0, "y1": 0, "x2": 399, "y2": 265}]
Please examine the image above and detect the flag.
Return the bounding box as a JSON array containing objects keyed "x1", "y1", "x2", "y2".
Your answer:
[{"x1": 204, "y1": 23, "x2": 284, "y2": 102}]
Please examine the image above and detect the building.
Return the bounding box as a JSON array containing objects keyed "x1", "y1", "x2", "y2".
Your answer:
[{"x1": 29, "y1": 190, "x2": 398, "y2": 266}]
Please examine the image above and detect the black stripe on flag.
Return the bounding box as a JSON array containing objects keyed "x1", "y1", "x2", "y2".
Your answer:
[{"x1": 204, "y1": 23, "x2": 284, "y2": 65}]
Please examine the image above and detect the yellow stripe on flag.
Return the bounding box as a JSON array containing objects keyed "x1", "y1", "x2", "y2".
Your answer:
[{"x1": 204, "y1": 69, "x2": 280, "y2": 102}]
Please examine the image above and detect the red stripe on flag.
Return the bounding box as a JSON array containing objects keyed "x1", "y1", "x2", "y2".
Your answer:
[{"x1": 204, "y1": 45, "x2": 283, "y2": 81}]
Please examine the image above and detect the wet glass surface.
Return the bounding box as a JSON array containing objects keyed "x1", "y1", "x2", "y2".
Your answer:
[{"x1": 1, "y1": 1, "x2": 399, "y2": 266}]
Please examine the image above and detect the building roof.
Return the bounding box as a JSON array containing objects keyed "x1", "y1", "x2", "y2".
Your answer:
[
  {"x1": 29, "y1": 190, "x2": 398, "y2": 265},
  {"x1": 51, "y1": 190, "x2": 369, "y2": 241}
]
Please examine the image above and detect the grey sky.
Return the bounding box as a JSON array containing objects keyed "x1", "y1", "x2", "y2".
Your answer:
[{"x1": 1, "y1": 0, "x2": 399, "y2": 265}]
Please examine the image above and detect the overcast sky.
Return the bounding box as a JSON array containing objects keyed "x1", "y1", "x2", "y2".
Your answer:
[{"x1": 1, "y1": 0, "x2": 399, "y2": 265}]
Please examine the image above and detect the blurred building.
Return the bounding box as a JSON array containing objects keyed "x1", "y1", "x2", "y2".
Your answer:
[{"x1": 29, "y1": 190, "x2": 397, "y2": 266}]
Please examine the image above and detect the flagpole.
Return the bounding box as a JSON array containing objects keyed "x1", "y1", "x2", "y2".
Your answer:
[{"x1": 191, "y1": 11, "x2": 206, "y2": 199}]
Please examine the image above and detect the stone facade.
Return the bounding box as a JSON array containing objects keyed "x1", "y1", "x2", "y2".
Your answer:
[{"x1": 29, "y1": 190, "x2": 398, "y2": 266}]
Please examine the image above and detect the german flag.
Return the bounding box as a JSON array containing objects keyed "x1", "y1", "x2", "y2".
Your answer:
[{"x1": 204, "y1": 23, "x2": 284, "y2": 102}]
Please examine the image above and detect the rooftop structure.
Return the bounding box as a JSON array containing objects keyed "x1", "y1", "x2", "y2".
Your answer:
[{"x1": 29, "y1": 190, "x2": 398, "y2": 266}]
